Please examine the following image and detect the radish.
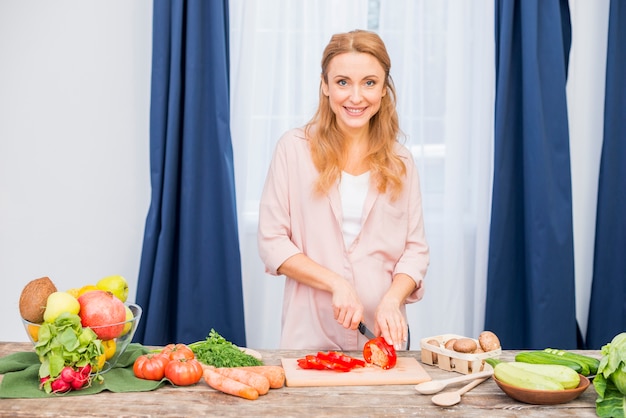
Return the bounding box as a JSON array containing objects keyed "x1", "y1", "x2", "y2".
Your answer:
[
  {"x1": 51, "y1": 378, "x2": 71, "y2": 393},
  {"x1": 71, "y1": 373, "x2": 88, "y2": 390},
  {"x1": 39, "y1": 376, "x2": 50, "y2": 390},
  {"x1": 79, "y1": 364, "x2": 91, "y2": 377},
  {"x1": 60, "y1": 366, "x2": 75, "y2": 383}
]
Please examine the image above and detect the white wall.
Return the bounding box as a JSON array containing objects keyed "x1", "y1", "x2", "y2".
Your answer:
[{"x1": 0, "y1": 0, "x2": 152, "y2": 342}]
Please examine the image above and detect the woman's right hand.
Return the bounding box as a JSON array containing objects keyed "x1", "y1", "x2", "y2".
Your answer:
[
  {"x1": 277, "y1": 253, "x2": 364, "y2": 329},
  {"x1": 331, "y1": 279, "x2": 364, "y2": 330}
]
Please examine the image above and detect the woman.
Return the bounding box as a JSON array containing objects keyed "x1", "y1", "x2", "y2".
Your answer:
[{"x1": 258, "y1": 30, "x2": 429, "y2": 350}]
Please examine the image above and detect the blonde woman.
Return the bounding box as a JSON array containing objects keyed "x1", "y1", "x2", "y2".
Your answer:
[{"x1": 258, "y1": 30, "x2": 429, "y2": 351}]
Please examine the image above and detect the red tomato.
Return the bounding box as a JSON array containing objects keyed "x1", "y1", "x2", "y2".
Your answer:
[
  {"x1": 133, "y1": 353, "x2": 170, "y2": 380},
  {"x1": 363, "y1": 337, "x2": 397, "y2": 370},
  {"x1": 161, "y1": 343, "x2": 195, "y2": 361},
  {"x1": 164, "y1": 358, "x2": 204, "y2": 386}
]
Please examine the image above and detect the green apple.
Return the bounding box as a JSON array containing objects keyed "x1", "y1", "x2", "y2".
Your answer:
[
  {"x1": 96, "y1": 275, "x2": 129, "y2": 302},
  {"x1": 43, "y1": 292, "x2": 80, "y2": 323},
  {"x1": 121, "y1": 305, "x2": 134, "y2": 335}
]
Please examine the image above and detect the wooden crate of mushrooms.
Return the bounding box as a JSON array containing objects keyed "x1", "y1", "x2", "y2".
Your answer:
[{"x1": 420, "y1": 331, "x2": 502, "y2": 374}]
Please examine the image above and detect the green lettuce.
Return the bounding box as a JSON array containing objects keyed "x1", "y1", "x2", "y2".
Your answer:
[
  {"x1": 594, "y1": 332, "x2": 626, "y2": 418},
  {"x1": 34, "y1": 312, "x2": 103, "y2": 393}
]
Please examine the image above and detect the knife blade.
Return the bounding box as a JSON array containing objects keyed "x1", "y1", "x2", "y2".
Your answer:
[{"x1": 358, "y1": 322, "x2": 376, "y2": 340}]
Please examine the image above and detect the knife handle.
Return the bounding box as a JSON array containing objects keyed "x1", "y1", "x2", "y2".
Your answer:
[{"x1": 358, "y1": 322, "x2": 376, "y2": 340}]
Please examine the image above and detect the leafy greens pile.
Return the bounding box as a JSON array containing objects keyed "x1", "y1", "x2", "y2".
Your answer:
[
  {"x1": 189, "y1": 329, "x2": 263, "y2": 368},
  {"x1": 594, "y1": 332, "x2": 626, "y2": 418},
  {"x1": 35, "y1": 312, "x2": 104, "y2": 392}
]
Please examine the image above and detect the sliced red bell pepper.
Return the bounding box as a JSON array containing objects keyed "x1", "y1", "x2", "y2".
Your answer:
[
  {"x1": 319, "y1": 351, "x2": 366, "y2": 369},
  {"x1": 363, "y1": 337, "x2": 397, "y2": 370},
  {"x1": 296, "y1": 351, "x2": 366, "y2": 372},
  {"x1": 297, "y1": 355, "x2": 327, "y2": 370},
  {"x1": 317, "y1": 358, "x2": 351, "y2": 372}
]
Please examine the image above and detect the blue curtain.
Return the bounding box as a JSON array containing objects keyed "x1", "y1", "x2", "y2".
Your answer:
[
  {"x1": 133, "y1": 0, "x2": 247, "y2": 347},
  {"x1": 585, "y1": 0, "x2": 626, "y2": 350},
  {"x1": 485, "y1": 0, "x2": 578, "y2": 349}
]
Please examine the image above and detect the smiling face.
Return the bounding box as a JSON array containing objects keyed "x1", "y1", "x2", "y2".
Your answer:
[{"x1": 321, "y1": 52, "x2": 387, "y2": 137}]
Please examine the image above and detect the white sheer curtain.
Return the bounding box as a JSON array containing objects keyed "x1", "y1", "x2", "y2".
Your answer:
[
  {"x1": 229, "y1": 0, "x2": 369, "y2": 349},
  {"x1": 229, "y1": 0, "x2": 495, "y2": 349},
  {"x1": 376, "y1": 1, "x2": 494, "y2": 343},
  {"x1": 566, "y1": 0, "x2": 610, "y2": 339}
]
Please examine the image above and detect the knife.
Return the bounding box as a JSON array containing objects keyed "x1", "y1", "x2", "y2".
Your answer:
[{"x1": 358, "y1": 322, "x2": 376, "y2": 340}]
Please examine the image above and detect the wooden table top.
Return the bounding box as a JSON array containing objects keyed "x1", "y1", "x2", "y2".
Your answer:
[{"x1": 0, "y1": 342, "x2": 600, "y2": 417}]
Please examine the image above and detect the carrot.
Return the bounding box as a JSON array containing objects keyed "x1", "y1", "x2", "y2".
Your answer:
[
  {"x1": 203, "y1": 367, "x2": 259, "y2": 400},
  {"x1": 236, "y1": 365, "x2": 286, "y2": 389},
  {"x1": 215, "y1": 367, "x2": 270, "y2": 395}
]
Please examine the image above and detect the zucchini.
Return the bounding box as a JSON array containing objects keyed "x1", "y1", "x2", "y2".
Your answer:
[
  {"x1": 543, "y1": 348, "x2": 599, "y2": 375},
  {"x1": 485, "y1": 358, "x2": 501, "y2": 368},
  {"x1": 515, "y1": 351, "x2": 586, "y2": 375},
  {"x1": 494, "y1": 362, "x2": 564, "y2": 391},
  {"x1": 508, "y1": 362, "x2": 580, "y2": 389}
]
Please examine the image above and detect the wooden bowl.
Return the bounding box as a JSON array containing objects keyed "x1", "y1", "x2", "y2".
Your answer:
[{"x1": 493, "y1": 374, "x2": 590, "y2": 405}]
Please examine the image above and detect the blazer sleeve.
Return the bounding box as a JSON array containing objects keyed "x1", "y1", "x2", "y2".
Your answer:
[
  {"x1": 257, "y1": 132, "x2": 303, "y2": 275},
  {"x1": 393, "y1": 150, "x2": 429, "y2": 303}
]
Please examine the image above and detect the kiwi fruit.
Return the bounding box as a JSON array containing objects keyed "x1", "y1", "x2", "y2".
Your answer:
[{"x1": 19, "y1": 276, "x2": 57, "y2": 323}]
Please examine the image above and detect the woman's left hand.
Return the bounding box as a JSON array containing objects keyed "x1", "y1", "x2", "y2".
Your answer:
[
  {"x1": 374, "y1": 299, "x2": 407, "y2": 350},
  {"x1": 374, "y1": 273, "x2": 417, "y2": 350}
]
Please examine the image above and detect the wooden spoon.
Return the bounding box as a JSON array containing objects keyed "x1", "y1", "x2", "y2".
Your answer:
[
  {"x1": 431, "y1": 376, "x2": 489, "y2": 406},
  {"x1": 414, "y1": 368, "x2": 493, "y2": 395}
]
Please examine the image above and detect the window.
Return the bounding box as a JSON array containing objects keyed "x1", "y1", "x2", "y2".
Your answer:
[{"x1": 230, "y1": 0, "x2": 494, "y2": 348}]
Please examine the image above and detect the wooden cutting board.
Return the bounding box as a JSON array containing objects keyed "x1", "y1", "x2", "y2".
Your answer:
[{"x1": 281, "y1": 357, "x2": 431, "y2": 387}]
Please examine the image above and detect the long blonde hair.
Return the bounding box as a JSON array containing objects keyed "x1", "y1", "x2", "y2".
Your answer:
[{"x1": 305, "y1": 29, "x2": 406, "y2": 200}]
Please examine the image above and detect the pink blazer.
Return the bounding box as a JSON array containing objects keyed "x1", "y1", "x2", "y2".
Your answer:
[{"x1": 258, "y1": 128, "x2": 429, "y2": 350}]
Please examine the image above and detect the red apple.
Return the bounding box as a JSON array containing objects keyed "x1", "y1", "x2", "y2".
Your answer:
[{"x1": 78, "y1": 290, "x2": 126, "y2": 340}]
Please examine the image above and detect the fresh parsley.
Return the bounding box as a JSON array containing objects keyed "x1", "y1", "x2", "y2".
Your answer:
[{"x1": 189, "y1": 329, "x2": 263, "y2": 368}]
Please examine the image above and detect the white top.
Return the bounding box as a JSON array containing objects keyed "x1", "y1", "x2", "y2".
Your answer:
[{"x1": 339, "y1": 171, "x2": 370, "y2": 248}]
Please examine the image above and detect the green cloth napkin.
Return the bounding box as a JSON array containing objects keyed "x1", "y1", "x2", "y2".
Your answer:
[{"x1": 0, "y1": 343, "x2": 167, "y2": 398}]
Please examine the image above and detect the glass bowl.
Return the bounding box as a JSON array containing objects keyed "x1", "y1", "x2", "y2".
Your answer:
[{"x1": 22, "y1": 303, "x2": 142, "y2": 374}]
